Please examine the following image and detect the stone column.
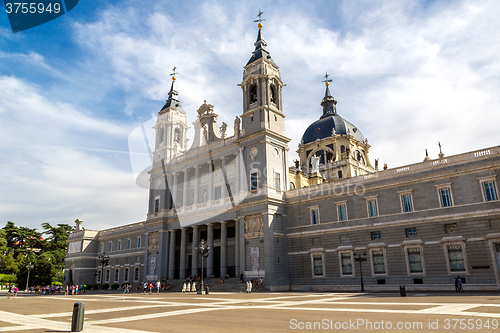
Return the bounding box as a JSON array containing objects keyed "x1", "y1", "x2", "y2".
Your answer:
[
  {"x1": 208, "y1": 162, "x2": 214, "y2": 201},
  {"x1": 207, "y1": 223, "x2": 214, "y2": 277},
  {"x1": 143, "y1": 232, "x2": 149, "y2": 281},
  {"x1": 239, "y1": 217, "x2": 246, "y2": 274},
  {"x1": 191, "y1": 226, "x2": 199, "y2": 277},
  {"x1": 172, "y1": 173, "x2": 178, "y2": 209},
  {"x1": 179, "y1": 228, "x2": 187, "y2": 279},
  {"x1": 220, "y1": 221, "x2": 227, "y2": 278},
  {"x1": 166, "y1": 174, "x2": 172, "y2": 210},
  {"x1": 235, "y1": 151, "x2": 240, "y2": 194},
  {"x1": 221, "y1": 156, "x2": 227, "y2": 199},
  {"x1": 235, "y1": 219, "x2": 240, "y2": 277},
  {"x1": 194, "y1": 166, "x2": 200, "y2": 205},
  {"x1": 158, "y1": 230, "x2": 166, "y2": 280},
  {"x1": 183, "y1": 169, "x2": 188, "y2": 208},
  {"x1": 163, "y1": 230, "x2": 170, "y2": 280},
  {"x1": 168, "y1": 230, "x2": 176, "y2": 280}
]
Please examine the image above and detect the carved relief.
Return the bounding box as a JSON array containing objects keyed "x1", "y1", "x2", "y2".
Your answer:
[
  {"x1": 245, "y1": 214, "x2": 263, "y2": 234},
  {"x1": 148, "y1": 231, "x2": 159, "y2": 251}
]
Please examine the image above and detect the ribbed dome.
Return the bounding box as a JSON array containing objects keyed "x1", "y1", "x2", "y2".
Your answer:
[{"x1": 301, "y1": 115, "x2": 364, "y2": 144}]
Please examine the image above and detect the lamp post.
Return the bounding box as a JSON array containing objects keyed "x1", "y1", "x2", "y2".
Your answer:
[
  {"x1": 195, "y1": 239, "x2": 210, "y2": 294},
  {"x1": 25, "y1": 262, "x2": 34, "y2": 292},
  {"x1": 353, "y1": 252, "x2": 367, "y2": 292},
  {"x1": 97, "y1": 252, "x2": 109, "y2": 290}
]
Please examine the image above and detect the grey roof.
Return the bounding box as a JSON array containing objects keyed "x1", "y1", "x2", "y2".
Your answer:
[
  {"x1": 159, "y1": 80, "x2": 185, "y2": 114},
  {"x1": 246, "y1": 27, "x2": 276, "y2": 66}
]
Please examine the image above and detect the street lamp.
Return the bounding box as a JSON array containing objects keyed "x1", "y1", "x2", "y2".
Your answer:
[
  {"x1": 25, "y1": 262, "x2": 34, "y2": 292},
  {"x1": 97, "y1": 252, "x2": 109, "y2": 290},
  {"x1": 353, "y1": 252, "x2": 367, "y2": 292},
  {"x1": 195, "y1": 239, "x2": 210, "y2": 294}
]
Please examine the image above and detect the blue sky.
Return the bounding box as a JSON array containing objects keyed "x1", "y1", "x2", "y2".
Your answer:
[{"x1": 1, "y1": 0, "x2": 500, "y2": 231}]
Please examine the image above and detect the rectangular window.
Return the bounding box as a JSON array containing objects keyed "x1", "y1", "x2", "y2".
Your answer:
[
  {"x1": 407, "y1": 248, "x2": 423, "y2": 273},
  {"x1": 310, "y1": 208, "x2": 320, "y2": 225},
  {"x1": 401, "y1": 194, "x2": 413, "y2": 212},
  {"x1": 105, "y1": 269, "x2": 110, "y2": 282},
  {"x1": 440, "y1": 188, "x2": 452, "y2": 207},
  {"x1": 118, "y1": 241, "x2": 121, "y2": 251},
  {"x1": 371, "y1": 231, "x2": 382, "y2": 240},
  {"x1": 338, "y1": 170, "x2": 343, "y2": 179},
  {"x1": 312, "y1": 255, "x2": 323, "y2": 276},
  {"x1": 124, "y1": 268, "x2": 129, "y2": 282},
  {"x1": 154, "y1": 198, "x2": 160, "y2": 213},
  {"x1": 109, "y1": 242, "x2": 112, "y2": 252},
  {"x1": 448, "y1": 245, "x2": 465, "y2": 271},
  {"x1": 445, "y1": 223, "x2": 458, "y2": 233},
  {"x1": 274, "y1": 172, "x2": 281, "y2": 190},
  {"x1": 101, "y1": 243, "x2": 104, "y2": 253},
  {"x1": 115, "y1": 268, "x2": 119, "y2": 282},
  {"x1": 137, "y1": 237, "x2": 141, "y2": 248},
  {"x1": 341, "y1": 253, "x2": 353, "y2": 275},
  {"x1": 214, "y1": 186, "x2": 221, "y2": 200},
  {"x1": 484, "y1": 181, "x2": 498, "y2": 201},
  {"x1": 406, "y1": 227, "x2": 417, "y2": 237},
  {"x1": 372, "y1": 250, "x2": 385, "y2": 274},
  {"x1": 336, "y1": 201, "x2": 348, "y2": 221},
  {"x1": 134, "y1": 267, "x2": 139, "y2": 282},
  {"x1": 251, "y1": 172, "x2": 258, "y2": 191},
  {"x1": 340, "y1": 235, "x2": 350, "y2": 244},
  {"x1": 127, "y1": 239, "x2": 131, "y2": 249},
  {"x1": 368, "y1": 199, "x2": 378, "y2": 217},
  {"x1": 97, "y1": 270, "x2": 102, "y2": 283}
]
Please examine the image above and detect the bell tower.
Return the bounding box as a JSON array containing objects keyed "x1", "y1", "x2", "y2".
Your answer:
[{"x1": 239, "y1": 20, "x2": 285, "y2": 137}]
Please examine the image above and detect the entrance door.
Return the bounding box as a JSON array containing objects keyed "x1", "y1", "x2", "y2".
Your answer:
[
  {"x1": 494, "y1": 244, "x2": 500, "y2": 273},
  {"x1": 187, "y1": 254, "x2": 192, "y2": 276},
  {"x1": 214, "y1": 246, "x2": 221, "y2": 278}
]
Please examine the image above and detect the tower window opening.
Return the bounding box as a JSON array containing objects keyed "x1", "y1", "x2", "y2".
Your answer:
[
  {"x1": 341, "y1": 145, "x2": 345, "y2": 153},
  {"x1": 270, "y1": 85, "x2": 276, "y2": 103},
  {"x1": 250, "y1": 85, "x2": 257, "y2": 104}
]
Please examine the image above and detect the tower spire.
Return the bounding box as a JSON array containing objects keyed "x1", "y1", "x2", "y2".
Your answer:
[
  {"x1": 159, "y1": 66, "x2": 184, "y2": 114},
  {"x1": 320, "y1": 72, "x2": 337, "y2": 118},
  {"x1": 246, "y1": 10, "x2": 275, "y2": 66}
]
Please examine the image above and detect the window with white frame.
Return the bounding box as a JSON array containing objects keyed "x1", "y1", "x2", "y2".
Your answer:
[
  {"x1": 398, "y1": 190, "x2": 414, "y2": 213},
  {"x1": 109, "y1": 242, "x2": 112, "y2": 252},
  {"x1": 311, "y1": 253, "x2": 325, "y2": 278},
  {"x1": 479, "y1": 176, "x2": 498, "y2": 202},
  {"x1": 100, "y1": 243, "x2": 104, "y2": 253},
  {"x1": 134, "y1": 267, "x2": 140, "y2": 281},
  {"x1": 105, "y1": 269, "x2": 110, "y2": 282},
  {"x1": 127, "y1": 239, "x2": 131, "y2": 250},
  {"x1": 371, "y1": 250, "x2": 386, "y2": 275},
  {"x1": 371, "y1": 231, "x2": 382, "y2": 240},
  {"x1": 97, "y1": 269, "x2": 102, "y2": 283},
  {"x1": 405, "y1": 246, "x2": 425, "y2": 275},
  {"x1": 340, "y1": 235, "x2": 350, "y2": 244},
  {"x1": 154, "y1": 197, "x2": 160, "y2": 213},
  {"x1": 336, "y1": 201, "x2": 348, "y2": 221},
  {"x1": 435, "y1": 183, "x2": 454, "y2": 207},
  {"x1": 366, "y1": 196, "x2": 379, "y2": 217},
  {"x1": 310, "y1": 206, "x2": 320, "y2": 225},
  {"x1": 442, "y1": 239, "x2": 468, "y2": 275},
  {"x1": 250, "y1": 172, "x2": 258, "y2": 191},
  {"x1": 118, "y1": 240, "x2": 121, "y2": 251},
  {"x1": 339, "y1": 252, "x2": 354, "y2": 277},
  {"x1": 137, "y1": 237, "x2": 141, "y2": 248},
  {"x1": 274, "y1": 171, "x2": 281, "y2": 190},
  {"x1": 124, "y1": 268, "x2": 129, "y2": 282},
  {"x1": 406, "y1": 227, "x2": 417, "y2": 237},
  {"x1": 445, "y1": 223, "x2": 458, "y2": 233},
  {"x1": 114, "y1": 268, "x2": 119, "y2": 282}
]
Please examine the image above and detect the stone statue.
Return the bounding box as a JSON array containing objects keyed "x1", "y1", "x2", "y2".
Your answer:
[
  {"x1": 293, "y1": 159, "x2": 300, "y2": 169},
  {"x1": 332, "y1": 127, "x2": 336, "y2": 136},
  {"x1": 347, "y1": 128, "x2": 351, "y2": 135},
  {"x1": 203, "y1": 190, "x2": 207, "y2": 202},
  {"x1": 311, "y1": 155, "x2": 320, "y2": 173},
  {"x1": 383, "y1": 163, "x2": 388, "y2": 170},
  {"x1": 202, "y1": 124, "x2": 208, "y2": 143},
  {"x1": 375, "y1": 158, "x2": 379, "y2": 170},
  {"x1": 234, "y1": 116, "x2": 241, "y2": 137},
  {"x1": 191, "y1": 282, "x2": 196, "y2": 292},
  {"x1": 220, "y1": 122, "x2": 227, "y2": 139},
  {"x1": 250, "y1": 247, "x2": 260, "y2": 271},
  {"x1": 345, "y1": 146, "x2": 351, "y2": 157},
  {"x1": 149, "y1": 256, "x2": 156, "y2": 276},
  {"x1": 365, "y1": 138, "x2": 368, "y2": 144}
]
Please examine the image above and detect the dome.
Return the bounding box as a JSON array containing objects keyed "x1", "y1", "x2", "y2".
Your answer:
[{"x1": 301, "y1": 114, "x2": 365, "y2": 144}]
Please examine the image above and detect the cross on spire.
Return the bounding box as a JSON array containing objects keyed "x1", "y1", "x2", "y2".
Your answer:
[
  {"x1": 254, "y1": 9, "x2": 265, "y2": 23},
  {"x1": 170, "y1": 66, "x2": 178, "y2": 77},
  {"x1": 322, "y1": 71, "x2": 333, "y2": 84}
]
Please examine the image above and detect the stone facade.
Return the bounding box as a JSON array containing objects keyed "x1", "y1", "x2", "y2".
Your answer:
[{"x1": 65, "y1": 24, "x2": 500, "y2": 292}]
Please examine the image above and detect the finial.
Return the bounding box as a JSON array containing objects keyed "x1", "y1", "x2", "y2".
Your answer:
[
  {"x1": 254, "y1": 9, "x2": 265, "y2": 28},
  {"x1": 170, "y1": 66, "x2": 178, "y2": 81},
  {"x1": 438, "y1": 142, "x2": 445, "y2": 159},
  {"x1": 322, "y1": 71, "x2": 333, "y2": 86}
]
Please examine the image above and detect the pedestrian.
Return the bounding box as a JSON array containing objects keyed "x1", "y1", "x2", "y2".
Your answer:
[
  {"x1": 65, "y1": 284, "x2": 69, "y2": 296},
  {"x1": 149, "y1": 282, "x2": 153, "y2": 294},
  {"x1": 458, "y1": 276, "x2": 464, "y2": 292},
  {"x1": 156, "y1": 280, "x2": 161, "y2": 295},
  {"x1": 454, "y1": 277, "x2": 459, "y2": 292},
  {"x1": 143, "y1": 281, "x2": 147, "y2": 295},
  {"x1": 7, "y1": 285, "x2": 12, "y2": 299},
  {"x1": 13, "y1": 286, "x2": 18, "y2": 298}
]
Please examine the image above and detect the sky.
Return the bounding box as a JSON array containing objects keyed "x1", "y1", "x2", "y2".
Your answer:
[{"x1": 1, "y1": 0, "x2": 500, "y2": 231}]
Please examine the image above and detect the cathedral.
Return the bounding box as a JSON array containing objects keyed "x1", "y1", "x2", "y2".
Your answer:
[{"x1": 65, "y1": 21, "x2": 500, "y2": 291}]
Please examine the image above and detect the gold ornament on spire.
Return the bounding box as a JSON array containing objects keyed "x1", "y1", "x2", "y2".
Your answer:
[
  {"x1": 170, "y1": 66, "x2": 178, "y2": 81},
  {"x1": 254, "y1": 9, "x2": 265, "y2": 28}
]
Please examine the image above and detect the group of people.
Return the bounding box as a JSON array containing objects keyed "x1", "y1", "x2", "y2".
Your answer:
[
  {"x1": 6, "y1": 284, "x2": 18, "y2": 298},
  {"x1": 64, "y1": 284, "x2": 86, "y2": 296},
  {"x1": 454, "y1": 276, "x2": 465, "y2": 292},
  {"x1": 141, "y1": 280, "x2": 171, "y2": 294}
]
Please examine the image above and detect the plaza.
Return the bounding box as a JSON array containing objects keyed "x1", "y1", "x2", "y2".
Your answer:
[{"x1": 1, "y1": 290, "x2": 500, "y2": 332}]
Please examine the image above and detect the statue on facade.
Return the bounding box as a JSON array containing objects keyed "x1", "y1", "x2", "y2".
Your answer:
[
  {"x1": 383, "y1": 163, "x2": 388, "y2": 170},
  {"x1": 293, "y1": 159, "x2": 300, "y2": 169},
  {"x1": 250, "y1": 247, "x2": 260, "y2": 271},
  {"x1": 220, "y1": 122, "x2": 227, "y2": 139},
  {"x1": 311, "y1": 155, "x2": 320, "y2": 173},
  {"x1": 332, "y1": 127, "x2": 336, "y2": 136},
  {"x1": 375, "y1": 158, "x2": 379, "y2": 170},
  {"x1": 234, "y1": 116, "x2": 241, "y2": 137}
]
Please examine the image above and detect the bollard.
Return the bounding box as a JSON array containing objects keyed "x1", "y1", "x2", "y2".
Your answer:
[
  {"x1": 205, "y1": 286, "x2": 209, "y2": 294},
  {"x1": 399, "y1": 285, "x2": 406, "y2": 297},
  {"x1": 71, "y1": 302, "x2": 85, "y2": 332}
]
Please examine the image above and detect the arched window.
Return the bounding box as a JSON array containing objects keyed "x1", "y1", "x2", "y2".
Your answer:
[
  {"x1": 174, "y1": 128, "x2": 181, "y2": 144},
  {"x1": 289, "y1": 182, "x2": 296, "y2": 190},
  {"x1": 340, "y1": 145, "x2": 345, "y2": 153},
  {"x1": 270, "y1": 85, "x2": 276, "y2": 104},
  {"x1": 250, "y1": 85, "x2": 257, "y2": 104}
]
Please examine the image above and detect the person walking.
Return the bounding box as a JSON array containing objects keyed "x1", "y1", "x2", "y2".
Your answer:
[
  {"x1": 458, "y1": 276, "x2": 464, "y2": 292},
  {"x1": 65, "y1": 284, "x2": 69, "y2": 296},
  {"x1": 454, "y1": 277, "x2": 459, "y2": 292},
  {"x1": 7, "y1": 285, "x2": 12, "y2": 299},
  {"x1": 13, "y1": 286, "x2": 18, "y2": 298},
  {"x1": 143, "y1": 281, "x2": 147, "y2": 295},
  {"x1": 156, "y1": 280, "x2": 161, "y2": 295}
]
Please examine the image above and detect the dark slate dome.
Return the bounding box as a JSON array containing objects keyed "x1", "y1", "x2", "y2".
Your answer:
[
  {"x1": 301, "y1": 115, "x2": 364, "y2": 144},
  {"x1": 301, "y1": 84, "x2": 364, "y2": 144}
]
